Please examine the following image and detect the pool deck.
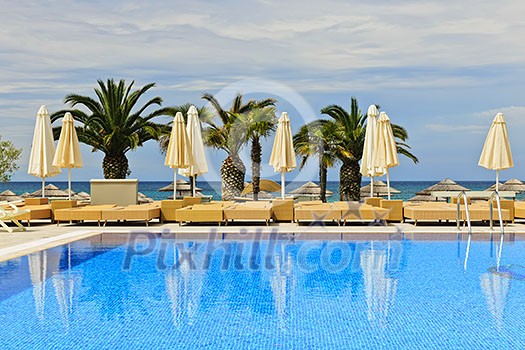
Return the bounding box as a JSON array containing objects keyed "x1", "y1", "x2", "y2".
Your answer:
[{"x1": 1, "y1": 220, "x2": 525, "y2": 262}]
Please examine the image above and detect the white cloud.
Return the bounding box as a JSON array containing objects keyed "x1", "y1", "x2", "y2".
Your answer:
[{"x1": 2, "y1": 1, "x2": 525, "y2": 181}]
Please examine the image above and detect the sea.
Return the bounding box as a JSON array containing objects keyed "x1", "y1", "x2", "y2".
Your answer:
[{"x1": 2, "y1": 180, "x2": 523, "y2": 201}]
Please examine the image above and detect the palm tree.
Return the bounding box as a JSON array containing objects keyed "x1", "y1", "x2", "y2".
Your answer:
[
  {"x1": 293, "y1": 119, "x2": 338, "y2": 202},
  {"x1": 321, "y1": 98, "x2": 418, "y2": 200},
  {"x1": 234, "y1": 105, "x2": 277, "y2": 200},
  {"x1": 201, "y1": 92, "x2": 276, "y2": 200},
  {"x1": 51, "y1": 79, "x2": 170, "y2": 179}
]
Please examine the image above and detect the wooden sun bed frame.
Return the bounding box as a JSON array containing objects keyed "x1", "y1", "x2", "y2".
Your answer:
[
  {"x1": 0, "y1": 202, "x2": 29, "y2": 233},
  {"x1": 294, "y1": 202, "x2": 341, "y2": 225},
  {"x1": 101, "y1": 204, "x2": 160, "y2": 226},
  {"x1": 54, "y1": 205, "x2": 117, "y2": 226},
  {"x1": 223, "y1": 202, "x2": 272, "y2": 226},
  {"x1": 333, "y1": 202, "x2": 390, "y2": 225},
  {"x1": 271, "y1": 199, "x2": 294, "y2": 222},
  {"x1": 4, "y1": 198, "x2": 53, "y2": 227},
  {"x1": 403, "y1": 201, "x2": 512, "y2": 225},
  {"x1": 160, "y1": 197, "x2": 203, "y2": 222},
  {"x1": 514, "y1": 201, "x2": 525, "y2": 220},
  {"x1": 403, "y1": 203, "x2": 458, "y2": 225},
  {"x1": 175, "y1": 203, "x2": 228, "y2": 226},
  {"x1": 363, "y1": 198, "x2": 404, "y2": 222}
]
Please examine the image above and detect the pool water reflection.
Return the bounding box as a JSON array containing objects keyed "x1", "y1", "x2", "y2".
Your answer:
[{"x1": 0, "y1": 233, "x2": 524, "y2": 349}]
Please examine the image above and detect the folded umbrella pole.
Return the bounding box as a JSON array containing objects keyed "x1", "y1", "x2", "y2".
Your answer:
[
  {"x1": 165, "y1": 112, "x2": 193, "y2": 199},
  {"x1": 361, "y1": 105, "x2": 382, "y2": 197},
  {"x1": 269, "y1": 112, "x2": 296, "y2": 199},
  {"x1": 374, "y1": 112, "x2": 399, "y2": 200},
  {"x1": 28, "y1": 105, "x2": 61, "y2": 197},
  {"x1": 479, "y1": 113, "x2": 513, "y2": 193},
  {"x1": 52, "y1": 112, "x2": 83, "y2": 200},
  {"x1": 178, "y1": 106, "x2": 208, "y2": 198}
]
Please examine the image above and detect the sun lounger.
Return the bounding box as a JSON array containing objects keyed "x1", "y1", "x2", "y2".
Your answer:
[
  {"x1": 54, "y1": 204, "x2": 117, "y2": 226},
  {"x1": 50, "y1": 200, "x2": 81, "y2": 220},
  {"x1": 160, "y1": 200, "x2": 184, "y2": 222},
  {"x1": 515, "y1": 201, "x2": 525, "y2": 220},
  {"x1": 403, "y1": 203, "x2": 457, "y2": 225},
  {"x1": 176, "y1": 203, "x2": 226, "y2": 226},
  {"x1": 182, "y1": 196, "x2": 202, "y2": 207},
  {"x1": 0, "y1": 202, "x2": 29, "y2": 233},
  {"x1": 334, "y1": 202, "x2": 390, "y2": 225},
  {"x1": 271, "y1": 199, "x2": 295, "y2": 222},
  {"x1": 101, "y1": 203, "x2": 160, "y2": 226},
  {"x1": 404, "y1": 201, "x2": 512, "y2": 225},
  {"x1": 294, "y1": 203, "x2": 341, "y2": 225},
  {"x1": 364, "y1": 198, "x2": 404, "y2": 222},
  {"x1": 160, "y1": 197, "x2": 202, "y2": 222},
  {"x1": 468, "y1": 200, "x2": 512, "y2": 223},
  {"x1": 12, "y1": 198, "x2": 52, "y2": 226},
  {"x1": 223, "y1": 202, "x2": 272, "y2": 225},
  {"x1": 364, "y1": 197, "x2": 382, "y2": 207}
]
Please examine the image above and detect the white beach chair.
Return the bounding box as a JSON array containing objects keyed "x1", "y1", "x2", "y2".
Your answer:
[{"x1": 0, "y1": 201, "x2": 29, "y2": 233}]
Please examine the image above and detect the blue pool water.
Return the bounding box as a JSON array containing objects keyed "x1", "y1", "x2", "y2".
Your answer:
[{"x1": 1, "y1": 234, "x2": 524, "y2": 349}]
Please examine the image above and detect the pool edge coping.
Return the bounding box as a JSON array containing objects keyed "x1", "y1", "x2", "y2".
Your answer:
[{"x1": 0, "y1": 230, "x2": 101, "y2": 262}]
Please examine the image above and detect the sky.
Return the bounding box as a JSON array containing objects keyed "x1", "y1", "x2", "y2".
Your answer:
[{"x1": 1, "y1": 0, "x2": 525, "y2": 185}]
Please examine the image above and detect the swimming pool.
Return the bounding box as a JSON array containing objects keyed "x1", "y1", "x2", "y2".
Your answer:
[{"x1": 1, "y1": 233, "x2": 524, "y2": 349}]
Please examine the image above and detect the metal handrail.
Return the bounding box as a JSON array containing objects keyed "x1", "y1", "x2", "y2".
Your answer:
[
  {"x1": 463, "y1": 191, "x2": 506, "y2": 271},
  {"x1": 456, "y1": 191, "x2": 472, "y2": 235},
  {"x1": 488, "y1": 191, "x2": 504, "y2": 235}
]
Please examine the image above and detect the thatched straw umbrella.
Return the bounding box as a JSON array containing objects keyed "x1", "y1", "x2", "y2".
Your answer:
[
  {"x1": 71, "y1": 191, "x2": 91, "y2": 204},
  {"x1": 0, "y1": 190, "x2": 21, "y2": 202},
  {"x1": 417, "y1": 178, "x2": 469, "y2": 195},
  {"x1": 289, "y1": 181, "x2": 333, "y2": 200},
  {"x1": 487, "y1": 178, "x2": 525, "y2": 193},
  {"x1": 408, "y1": 178, "x2": 469, "y2": 201},
  {"x1": 138, "y1": 192, "x2": 154, "y2": 204},
  {"x1": 407, "y1": 194, "x2": 447, "y2": 202},
  {"x1": 29, "y1": 184, "x2": 70, "y2": 198},
  {"x1": 158, "y1": 179, "x2": 202, "y2": 199},
  {"x1": 360, "y1": 180, "x2": 400, "y2": 198},
  {"x1": 485, "y1": 182, "x2": 504, "y2": 192}
]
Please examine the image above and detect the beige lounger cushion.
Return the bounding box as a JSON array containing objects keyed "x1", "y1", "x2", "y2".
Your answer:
[
  {"x1": 515, "y1": 201, "x2": 525, "y2": 219},
  {"x1": 54, "y1": 205, "x2": 116, "y2": 224},
  {"x1": 294, "y1": 203, "x2": 341, "y2": 223},
  {"x1": 176, "y1": 204, "x2": 224, "y2": 224},
  {"x1": 13, "y1": 204, "x2": 52, "y2": 225},
  {"x1": 223, "y1": 202, "x2": 272, "y2": 224},
  {"x1": 101, "y1": 204, "x2": 160, "y2": 225},
  {"x1": 160, "y1": 200, "x2": 184, "y2": 222},
  {"x1": 334, "y1": 202, "x2": 390, "y2": 222},
  {"x1": 271, "y1": 199, "x2": 294, "y2": 222}
]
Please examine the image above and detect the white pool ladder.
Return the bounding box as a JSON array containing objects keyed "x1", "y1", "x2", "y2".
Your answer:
[
  {"x1": 488, "y1": 191, "x2": 505, "y2": 235},
  {"x1": 460, "y1": 190, "x2": 505, "y2": 270},
  {"x1": 456, "y1": 191, "x2": 472, "y2": 235}
]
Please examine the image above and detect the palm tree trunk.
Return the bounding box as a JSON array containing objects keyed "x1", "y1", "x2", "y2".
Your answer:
[
  {"x1": 221, "y1": 154, "x2": 246, "y2": 200},
  {"x1": 339, "y1": 159, "x2": 360, "y2": 201},
  {"x1": 103, "y1": 153, "x2": 129, "y2": 179},
  {"x1": 251, "y1": 137, "x2": 261, "y2": 201},
  {"x1": 319, "y1": 158, "x2": 327, "y2": 203}
]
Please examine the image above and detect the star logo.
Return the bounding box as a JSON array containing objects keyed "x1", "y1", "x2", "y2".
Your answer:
[
  {"x1": 309, "y1": 210, "x2": 330, "y2": 228},
  {"x1": 341, "y1": 201, "x2": 363, "y2": 223}
]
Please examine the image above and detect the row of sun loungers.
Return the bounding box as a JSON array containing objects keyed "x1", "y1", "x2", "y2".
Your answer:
[
  {"x1": 54, "y1": 204, "x2": 161, "y2": 226},
  {"x1": 403, "y1": 199, "x2": 515, "y2": 225},
  {"x1": 2, "y1": 196, "x2": 525, "y2": 231}
]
